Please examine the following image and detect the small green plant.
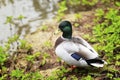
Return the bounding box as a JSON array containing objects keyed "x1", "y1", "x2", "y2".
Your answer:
[
  {"x1": 70, "y1": 75, "x2": 78, "y2": 80},
  {"x1": 43, "y1": 40, "x2": 52, "y2": 48},
  {"x1": 106, "y1": 73, "x2": 113, "y2": 79},
  {"x1": 55, "y1": 66, "x2": 69, "y2": 78},
  {"x1": 75, "y1": 13, "x2": 82, "y2": 20},
  {"x1": 18, "y1": 14, "x2": 25, "y2": 23},
  {"x1": 115, "y1": 1, "x2": 120, "y2": 6},
  {"x1": 0, "y1": 74, "x2": 7, "y2": 80},
  {"x1": 94, "y1": 9, "x2": 104, "y2": 23},
  {"x1": 18, "y1": 14, "x2": 25, "y2": 20},
  {"x1": 68, "y1": 0, "x2": 98, "y2": 6},
  {"x1": 40, "y1": 25, "x2": 48, "y2": 31},
  {"x1": 81, "y1": 0, "x2": 98, "y2": 6},
  {"x1": 113, "y1": 78, "x2": 120, "y2": 80},
  {"x1": 7, "y1": 34, "x2": 19, "y2": 44},
  {"x1": 11, "y1": 68, "x2": 24, "y2": 79},
  {"x1": 21, "y1": 71, "x2": 43, "y2": 80},
  {"x1": 40, "y1": 52, "x2": 50, "y2": 66},
  {"x1": 19, "y1": 39, "x2": 32, "y2": 50},
  {"x1": 5, "y1": 16, "x2": 14, "y2": 37},
  {"x1": 26, "y1": 51, "x2": 50, "y2": 66},
  {"x1": 57, "y1": 1, "x2": 67, "y2": 21},
  {"x1": 0, "y1": 46, "x2": 8, "y2": 66},
  {"x1": 10, "y1": 69, "x2": 43, "y2": 80},
  {"x1": 6, "y1": 34, "x2": 19, "y2": 52},
  {"x1": 5, "y1": 16, "x2": 13, "y2": 24},
  {"x1": 4, "y1": 34, "x2": 31, "y2": 53},
  {"x1": 31, "y1": 71, "x2": 43, "y2": 80},
  {"x1": 26, "y1": 52, "x2": 41, "y2": 63},
  {"x1": 81, "y1": 75, "x2": 93, "y2": 80}
]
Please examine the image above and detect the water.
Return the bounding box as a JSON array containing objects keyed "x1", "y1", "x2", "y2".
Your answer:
[{"x1": 0, "y1": 0, "x2": 59, "y2": 45}]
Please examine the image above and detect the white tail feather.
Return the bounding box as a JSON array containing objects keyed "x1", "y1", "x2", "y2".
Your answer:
[
  {"x1": 91, "y1": 63, "x2": 104, "y2": 67},
  {"x1": 103, "y1": 61, "x2": 107, "y2": 64},
  {"x1": 91, "y1": 60, "x2": 107, "y2": 67}
]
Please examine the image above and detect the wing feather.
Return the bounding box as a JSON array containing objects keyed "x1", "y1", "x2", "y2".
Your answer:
[
  {"x1": 62, "y1": 36, "x2": 99, "y2": 60},
  {"x1": 72, "y1": 36, "x2": 98, "y2": 56}
]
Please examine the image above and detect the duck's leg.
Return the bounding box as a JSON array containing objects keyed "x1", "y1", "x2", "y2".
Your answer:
[
  {"x1": 68, "y1": 65, "x2": 77, "y2": 71},
  {"x1": 71, "y1": 65, "x2": 77, "y2": 69}
]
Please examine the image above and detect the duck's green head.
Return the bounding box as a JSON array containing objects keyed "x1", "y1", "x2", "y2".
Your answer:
[{"x1": 59, "y1": 21, "x2": 72, "y2": 39}]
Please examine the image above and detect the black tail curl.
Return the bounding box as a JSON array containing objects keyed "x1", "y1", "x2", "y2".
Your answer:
[{"x1": 86, "y1": 58, "x2": 104, "y2": 67}]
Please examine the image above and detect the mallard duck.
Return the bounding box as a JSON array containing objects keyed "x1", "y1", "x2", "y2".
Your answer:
[{"x1": 54, "y1": 21, "x2": 107, "y2": 67}]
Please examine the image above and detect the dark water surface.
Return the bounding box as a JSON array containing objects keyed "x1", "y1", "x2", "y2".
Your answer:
[{"x1": 0, "y1": 0, "x2": 59, "y2": 45}]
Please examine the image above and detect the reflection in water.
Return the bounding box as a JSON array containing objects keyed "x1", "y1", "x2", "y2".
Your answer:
[{"x1": 0, "y1": 0, "x2": 59, "y2": 45}]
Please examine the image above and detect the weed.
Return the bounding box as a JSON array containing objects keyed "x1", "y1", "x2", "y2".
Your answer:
[
  {"x1": 93, "y1": 8, "x2": 120, "y2": 54},
  {"x1": 68, "y1": 0, "x2": 98, "y2": 7},
  {"x1": 5, "y1": 16, "x2": 14, "y2": 37},
  {"x1": 106, "y1": 73, "x2": 113, "y2": 79},
  {"x1": 68, "y1": 0, "x2": 80, "y2": 5},
  {"x1": 18, "y1": 14, "x2": 25, "y2": 20},
  {"x1": 40, "y1": 52, "x2": 50, "y2": 66},
  {"x1": 19, "y1": 39, "x2": 32, "y2": 50},
  {"x1": 0, "y1": 46, "x2": 8, "y2": 66},
  {"x1": 0, "y1": 74, "x2": 7, "y2": 80},
  {"x1": 43, "y1": 40, "x2": 52, "y2": 48},
  {"x1": 10, "y1": 69, "x2": 43, "y2": 80},
  {"x1": 18, "y1": 14, "x2": 25, "y2": 23},
  {"x1": 55, "y1": 66, "x2": 69, "y2": 78},
  {"x1": 92, "y1": 7, "x2": 120, "y2": 79},
  {"x1": 11, "y1": 68, "x2": 24, "y2": 79},
  {"x1": 115, "y1": 1, "x2": 120, "y2": 6},
  {"x1": 56, "y1": 1, "x2": 67, "y2": 21},
  {"x1": 75, "y1": 13, "x2": 82, "y2": 20},
  {"x1": 81, "y1": 0, "x2": 98, "y2": 6},
  {"x1": 81, "y1": 75, "x2": 93, "y2": 80},
  {"x1": 25, "y1": 52, "x2": 40, "y2": 63},
  {"x1": 7, "y1": 34, "x2": 19, "y2": 44},
  {"x1": 31, "y1": 71, "x2": 43, "y2": 80},
  {"x1": 113, "y1": 78, "x2": 120, "y2": 80},
  {"x1": 40, "y1": 25, "x2": 48, "y2": 31},
  {"x1": 5, "y1": 16, "x2": 13, "y2": 24}
]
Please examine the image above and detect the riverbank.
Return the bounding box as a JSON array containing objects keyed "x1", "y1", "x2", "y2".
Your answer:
[
  {"x1": 25, "y1": 11, "x2": 95, "y2": 51},
  {"x1": 1, "y1": 1, "x2": 120, "y2": 79}
]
